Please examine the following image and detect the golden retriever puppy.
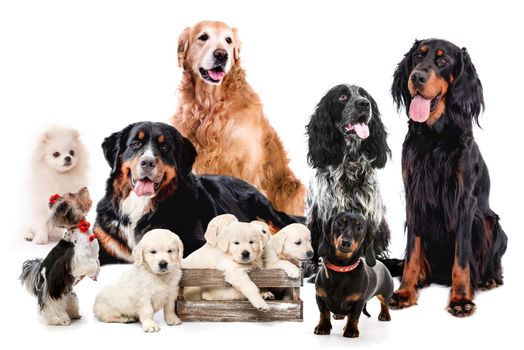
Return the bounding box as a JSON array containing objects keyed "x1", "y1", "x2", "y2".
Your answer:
[
  {"x1": 182, "y1": 214, "x2": 270, "y2": 310},
  {"x1": 93, "y1": 229, "x2": 183, "y2": 332},
  {"x1": 174, "y1": 20, "x2": 306, "y2": 215}
]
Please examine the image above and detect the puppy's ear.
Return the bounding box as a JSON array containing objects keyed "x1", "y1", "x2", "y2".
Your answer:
[
  {"x1": 71, "y1": 129, "x2": 80, "y2": 140},
  {"x1": 306, "y1": 89, "x2": 346, "y2": 168},
  {"x1": 250, "y1": 221, "x2": 270, "y2": 244},
  {"x1": 132, "y1": 242, "x2": 144, "y2": 266},
  {"x1": 102, "y1": 123, "x2": 136, "y2": 175},
  {"x1": 177, "y1": 27, "x2": 190, "y2": 69},
  {"x1": 270, "y1": 227, "x2": 287, "y2": 255},
  {"x1": 317, "y1": 217, "x2": 333, "y2": 257},
  {"x1": 204, "y1": 214, "x2": 238, "y2": 246},
  {"x1": 392, "y1": 39, "x2": 420, "y2": 113},
  {"x1": 174, "y1": 234, "x2": 184, "y2": 261},
  {"x1": 78, "y1": 187, "x2": 89, "y2": 198},
  {"x1": 216, "y1": 231, "x2": 229, "y2": 253},
  {"x1": 359, "y1": 88, "x2": 391, "y2": 169},
  {"x1": 232, "y1": 28, "x2": 242, "y2": 61},
  {"x1": 365, "y1": 242, "x2": 377, "y2": 267},
  {"x1": 39, "y1": 131, "x2": 50, "y2": 145}
]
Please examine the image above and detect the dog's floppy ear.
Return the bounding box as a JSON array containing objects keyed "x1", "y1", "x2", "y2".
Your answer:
[
  {"x1": 169, "y1": 127, "x2": 197, "y2": 177},
  {"x1": 132, "y1": 241, "x2": 144, "y2": 266},
  {"x1": 250, "y1": 220, "x2": 270, "y2": 245},
  {"x1": 216, "y1": 230, "x2": 230, "y2": 253},
  {"x1": 177, "y1": 27, "x2": 190, "y2": 69},
  {"x1": 364, "y1": 241, "x2": 377, "y2": 267},
  {"x1": 392, "y1": 39, "x2": 420, "y2": 113},
  {"x1": 270, "y1": 227, "x2": 287, "y2": 255},
  {"x1": 306, "y1": 89, "x2": 346, "y2": 168},
  {"x1": 359, "y1": 88, "x2": 391, "y2": 169},
  {"x1": 204, "y1": 214, "x2": 238, "y2": 246},
  {"x1": 448, "y1": 47, "x2": 484, "y2": 127},
  {"x1": 232, "y1": 28, "x2": 242, "y2": 62},
  {"x1": 173, "y1": 234, "x2": 184, "y2": 261},
  {"x1": 317, "y1": 217, "x2": 334, "y2": 257},
  {"x1": 102, "y1": 123, "x2": 136, "y2": 175}
]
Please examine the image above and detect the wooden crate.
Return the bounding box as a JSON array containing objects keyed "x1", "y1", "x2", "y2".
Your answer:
[{"x1": 175, "y1": 268, "x2": 303, "y2": 322}]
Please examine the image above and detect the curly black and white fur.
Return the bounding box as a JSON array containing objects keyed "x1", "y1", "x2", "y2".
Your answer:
[
  {"x1": 304, "y1": 84, "x2": 391, "y2": 277},
  {"x1": 19, "y1": 188, "x2": 100, "y2": 325}
]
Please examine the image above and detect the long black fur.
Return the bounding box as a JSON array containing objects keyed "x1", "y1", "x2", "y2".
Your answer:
[
  {"x1": 389, "y1": 39, "x2": 507, "y2": 292},
  {"x1": 95, "y1": 122, "x2": 300, "y2": 265}
]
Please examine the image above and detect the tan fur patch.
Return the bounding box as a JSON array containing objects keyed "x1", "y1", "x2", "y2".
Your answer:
[
  {"x1": 138, "y1": 131, "x2": 145, "y2": 140},
  {"x1": 345, "y1": 293, "x2": 361, "y2": 302},
  {"x1": 316, "y1": 287, "x2": 327, "y2": 298}
]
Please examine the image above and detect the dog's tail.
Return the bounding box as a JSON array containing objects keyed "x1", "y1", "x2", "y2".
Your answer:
[
  {"x1": 19, "y1": 258, "x2": 44, "y2": 296},
  {"x1": 379, "y1": 258, "x2": 404, "y2": 278}
]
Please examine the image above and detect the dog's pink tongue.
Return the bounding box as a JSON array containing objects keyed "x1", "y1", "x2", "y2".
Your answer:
[
  {"x1": 354, "y1": 122, "x2": 370, "y2": 139},
  {"x1": 134, "y1": 180, "x2": 154, "y2": 196},
  {"x1": 208, "y1": 69, "x2": 225, "y2": 81},
  {"x1": 409, "y1": 95, "x2": 431, "y2": 122}
]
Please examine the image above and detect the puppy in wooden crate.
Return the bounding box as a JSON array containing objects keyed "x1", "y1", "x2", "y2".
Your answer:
[{"x1": 182, "y1": 214, "x2": 271, "y2": 311}]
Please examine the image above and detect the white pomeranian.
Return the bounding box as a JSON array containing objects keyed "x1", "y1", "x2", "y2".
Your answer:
[{"x1": 24, "y1": 127, "x2": 89, "y2": 244}]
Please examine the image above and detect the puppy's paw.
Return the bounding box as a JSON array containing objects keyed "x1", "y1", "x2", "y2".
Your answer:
[
  {"x1": 261, "y1": 291, "x2": 275, "y2": 300},
  {"x1": 165, "y1": 313, "x2": 182, "y2": 326},
  {"x1": 284, "y1": 266, "x2": 301, "y2": 279},
  {"x1": 251, "y1": 299, "x2": 270, "y2": 312},
  {"x1": 313, "y1": 322, "x2": 332, "y2": 335},
  {"x1": 142, "y1": 320, "x2": 161, "y2": 332},
  {"x1": 33, "y1": 234, "x2": 49, "y2": 245},
  {"x1": 447, "y1": 298, "x2": 476, "y2": 318}
]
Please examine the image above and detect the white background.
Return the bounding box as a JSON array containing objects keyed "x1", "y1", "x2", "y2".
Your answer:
[{"x1": 1, "y1": 0, "x2": 522, "y2": 349}]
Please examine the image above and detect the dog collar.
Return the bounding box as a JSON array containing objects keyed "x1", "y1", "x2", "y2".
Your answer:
[{"x1": 323, "y1": 258, "x2": 361, "y2": 273}]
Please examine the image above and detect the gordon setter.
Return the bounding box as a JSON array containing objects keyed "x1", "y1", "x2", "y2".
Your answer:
[
  {"x1": 389, "y1": 39, "x2": 508, "y2": 317},
  {"x1": 304, "y1": 84, "x2": 391, "y2": 279},
  {"x1": 94, "y1": 121, "x2": 299, "y2": 265}
]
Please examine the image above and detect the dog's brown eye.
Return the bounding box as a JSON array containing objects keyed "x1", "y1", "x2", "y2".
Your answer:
[
  {"x1": 53, "y1": 152, "x2": 60, "y2": 157},
  {"x1": 225, "y1": 37, "x2": 232, "y2": 44},
  {"x1": 132, "y1": 141, "x2": 141, "y2": 149},
  {"x1": 159, "y1": 144, "x2": 168, "y2": 152},
  {"x1": 261, "y1": 229, "x2": 267, "y2": 234},
  {"x1": 233, "y1": 241, "x2": 240, "y2": 245},
  {"x1": 150, "y1": 250, "x2": 157, "y2": 254},
  {"x1": 437, "y1": 57, "x2": 448, "y2": 67},
  {"x1": 249, "y1": 240, "x2": 254, "y2": 244},
  {"x1": 295, "y1": 240, "x2": 302, "y2": 245},
  {"x1": 413, "y1": 52, "x2": 424, "y2": 62},
  {"x1": 198, "y1": 33, "x2": 208, "y2": 41},
  {"x1": 339, "y1": 95, "x2": 347, "y2": 101},
  {"x1": 69, "y1": 150, "x2": 75, "y2": 156}
]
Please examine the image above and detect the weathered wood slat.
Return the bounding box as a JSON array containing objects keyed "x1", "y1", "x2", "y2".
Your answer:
[
  {"x1": 176, "y1": 300, "x2": 303, "y2": 322},
  {"x1": 179, "y1": 268, "x2": 302, "y2": 287}
]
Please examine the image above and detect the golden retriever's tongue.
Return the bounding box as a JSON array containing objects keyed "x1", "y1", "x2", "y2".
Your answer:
[
  {"x1": 134, "y1": 179, "x2": 154, "y2": 196},
  {"x1": 354, "y1": 122, "x2": 370, "y2": 139},
  {"x1": 409, "y1": 95, "x2": 431, "y2": 122},
  {"x1": 208, "y1": 69, "x2": 225, "y2": 81}
]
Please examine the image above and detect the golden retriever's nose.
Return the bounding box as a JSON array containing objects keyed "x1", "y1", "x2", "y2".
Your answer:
[
  {"x1": 241, "y1": 250, "x2": 250, "y2": 259},
  {"x1": 158, "y1": 260, "x2": 168, "y2": 270},
  {"x1": 213, "y1": 49, "x2": 228, "y2": 63},
  {"x1": 307, "y1": 250, "x2": 314, "y2": 258}
]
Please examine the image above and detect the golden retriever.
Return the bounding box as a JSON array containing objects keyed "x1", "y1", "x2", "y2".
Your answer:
[
  {"x1": 93, "y1": 229, "x2": 183, "y2": 332},
  {"x1": 173, "y1": 20, "x2": 306, "y2": 216}
]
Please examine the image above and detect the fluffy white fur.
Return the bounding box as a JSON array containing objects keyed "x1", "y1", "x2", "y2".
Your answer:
[
  {"x1": 93, "y1": 229, "x2": 183, "y2": 332},
  {"x1": 24, "y1": 127, "x2": 89, "y2": 244},
  {"x1": 182, "y1": 214, "x2": 271, "y2": 310}
]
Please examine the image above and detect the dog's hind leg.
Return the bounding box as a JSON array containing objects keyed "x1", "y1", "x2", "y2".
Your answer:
[
  {"x1": 377, "y1": 295, "x2": 391, "y2": 321},
  {"x1": 65, "y1": 292, "x2": 81, "y2": 320}
]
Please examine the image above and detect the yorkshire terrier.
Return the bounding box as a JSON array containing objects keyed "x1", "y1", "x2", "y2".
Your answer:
[{"x1": 19, "y1": 187, "x2": 100, "y2": 325}]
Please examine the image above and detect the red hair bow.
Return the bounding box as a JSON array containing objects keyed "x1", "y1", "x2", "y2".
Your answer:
[
  {"x1": 77, "y1": 220, "x2": 91, "y2": 233},
  {"x1": 49, "y1": 194, "x2": 61, "y2": 206}
]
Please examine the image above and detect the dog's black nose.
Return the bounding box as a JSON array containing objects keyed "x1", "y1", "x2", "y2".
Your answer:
[
  {"x1": 340, "y1": 240, "x2": 352, "y2": 248},
  {"x1": 356, "y1": 99, "x2": 370, "y2": 110},
  {"x1": 159, "y1": 260, "x2": 168, "y2": 270},
  {"x1": 140, "y1": 156, "x2": 156, "y2": 170},
  {"x1": 411, "y1": 71, "x2": 428, "y2": 87},
  {"x1": 241, "y1": 250, "x2": 250, "y2": 259},
  {"x1": 64, "y1": 156, "x2": 72, "y2": 162},
  {"x1": 213, "y1": 49, "x2": 228, "y2": 63},
  {"x1": 306, "y1": 250, "x2": 314, "y2": 258}
]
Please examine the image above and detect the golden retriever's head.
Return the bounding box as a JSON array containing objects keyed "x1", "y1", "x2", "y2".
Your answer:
[
  {"x1": 270, "y1": 224, "x2": 314, "y2": 262},
  {"x1": 133, "y1": 229, "x2": 183, "y2": 274},
  {"x1": 178, "y1": 20, "x2": 241, "y2": 85},
  {"x1": 204, "y1": 214, "x2": 266, "y2": 264}
]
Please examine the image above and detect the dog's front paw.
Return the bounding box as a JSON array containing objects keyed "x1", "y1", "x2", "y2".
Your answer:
[
  {"x1": 343, "y1": 326, "x2": 359, "y2": 338},
  {"x1": 251, "y1": 298, "x2": 270, "y2": 312},
  {"x1": 24, "y1": 231, "x2": 34, "y2": 241},
  {"x1": 314, "y1": 321, "x2": 332, "y2": 335},
  {"x1": 33, "y1": 234, "x2": 49, "y2": 245},
  {"x1": 447, "y1": 298, "x2": 476, "y2": 318},
  {"x1": 47, "y1": 317, "x2": 71, "y2": 326},
  {"x1": 260, "y1": 291, "x2": 275, "y2": 300},
  {"x1": 389, "y1": 288, "x2": 418, "y2": 310},
  {"x1": 142, "y1": 320, "x2": 161, "y2": 332},
  {"x1": 284, "y1": 266, "x2": 301, "y2": 279},
  {"x1": 165, "y1": 313, "x2": 182, "y2": 326}
]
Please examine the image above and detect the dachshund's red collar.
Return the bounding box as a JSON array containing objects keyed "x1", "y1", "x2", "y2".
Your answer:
[{"x1": 323, "y1": 258, "x2": 361, "y2": 273}]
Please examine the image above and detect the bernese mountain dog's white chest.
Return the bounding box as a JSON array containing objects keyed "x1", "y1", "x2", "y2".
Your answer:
[{"x1": 120, "y1": 192, "x2": 153, "y2": 248}]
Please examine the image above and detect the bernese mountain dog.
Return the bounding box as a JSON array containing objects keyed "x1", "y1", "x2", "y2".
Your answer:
[{"x1": 94, "y1": 121, "x2": 300, "y2": 265}]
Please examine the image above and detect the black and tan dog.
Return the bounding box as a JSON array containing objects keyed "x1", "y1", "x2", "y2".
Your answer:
[{"x1": 314, "y1": 212, "x2": 393, "y2": 338}]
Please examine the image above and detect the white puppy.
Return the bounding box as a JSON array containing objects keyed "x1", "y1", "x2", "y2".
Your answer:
[
  {"x1": 93, "y1": 229, "x2": 183, "y2": 332},
  {"x1": 182, "y1": 214, "x2": 270, "y2": 311},
  {"x1": 24, "y1": 127, "x2": 89, "y2": 244}
]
